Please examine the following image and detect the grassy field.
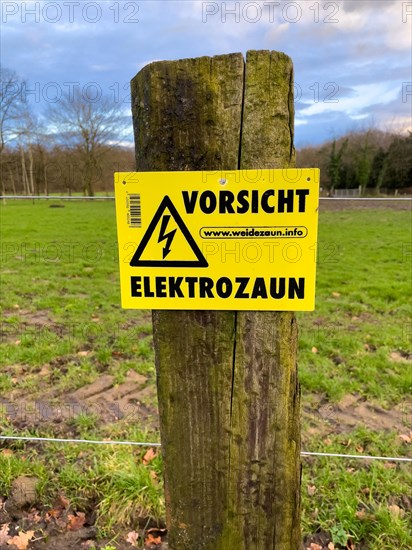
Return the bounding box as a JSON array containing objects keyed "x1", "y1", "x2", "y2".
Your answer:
[{"x1": 0, "y1": 200, "x2": 411, "y2": 549}]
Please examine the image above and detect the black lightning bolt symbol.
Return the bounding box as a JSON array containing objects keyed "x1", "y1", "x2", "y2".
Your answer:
[{"x1": 158, "y1": 215, "x2": 177, "y2": 259}]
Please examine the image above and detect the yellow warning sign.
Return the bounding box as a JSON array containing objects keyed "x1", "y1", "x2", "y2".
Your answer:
[{"x1": 114, "y1": 169, "x2": 320, "y2": 311}]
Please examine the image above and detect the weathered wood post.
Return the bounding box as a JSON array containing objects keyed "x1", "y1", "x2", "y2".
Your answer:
[{"x1": 131, "y1": 50, "x2": 300, "y2": 549}]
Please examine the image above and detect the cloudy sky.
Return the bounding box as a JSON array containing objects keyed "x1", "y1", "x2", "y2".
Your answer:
[{"x1": 2, "y1": 0, "x2": 411, "y2": 147}]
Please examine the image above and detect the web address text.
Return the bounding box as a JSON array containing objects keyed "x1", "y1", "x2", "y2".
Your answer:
[{"x1": 200, "y1": 226, "x2": 308, "y2": 239}]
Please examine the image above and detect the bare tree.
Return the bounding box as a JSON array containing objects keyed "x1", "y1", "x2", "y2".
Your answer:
[
  {"x1": 48, "y1": 92, "x2": 131, "y2": 196},
  {"x1": 0, "y1": 67, "x2": 25, "y2": 155},
  {"x1": 0, "y1": 68, "x2": 26, "y2": 198},
  {"x1": 15, "y1": 107, "x2": 40, "y2": 195}
]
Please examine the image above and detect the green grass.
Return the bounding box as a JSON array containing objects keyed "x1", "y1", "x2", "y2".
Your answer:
[
  {"x1": 0, "y1": 434, "x2": 163, "y2": 528},
  {"x1": 0, "y1": 201, "x2": 154, "y2": 388},
  {"x1": 301, "y1": 429, "x2": 412, "y2": 548},
  {"x1": 1, "y1": 201, "x2": 411, "y2": 548},
  {"x1": 298, "y1": 209, "x2": 412, "y2": 403}
]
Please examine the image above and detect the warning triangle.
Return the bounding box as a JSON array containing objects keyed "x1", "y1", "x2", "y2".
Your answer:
[{"x1": 130, "y1": 196, "x2": 208, "y2": 267}]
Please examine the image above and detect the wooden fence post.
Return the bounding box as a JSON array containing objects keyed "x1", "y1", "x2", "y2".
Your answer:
[{"x1": 131, "y1": 50, "x2": 301, "y2": 549}]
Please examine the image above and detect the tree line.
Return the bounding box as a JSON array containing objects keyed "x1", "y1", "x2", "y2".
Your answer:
[
  {"x1": 1, "y1": 67, "x2": 411, "y2": 196},
  {"x1": 0, "y1": 67, "x2": 134, "y2": 196},
  {"x1": 1, "y1": 142, "x2": 135, "y2": 196},
  {"x1": 297, "y1": 129, "x2": 412, "y2": 195}
]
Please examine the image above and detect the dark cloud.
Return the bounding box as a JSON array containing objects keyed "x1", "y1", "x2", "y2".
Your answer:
[{"x1": 2, "y1": 0, "x2": 410, "y2": 147}]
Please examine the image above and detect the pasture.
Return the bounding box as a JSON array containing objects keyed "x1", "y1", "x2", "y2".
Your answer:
[{"x1": 0, "y1": 199, "x2": 411, "y2": 549}]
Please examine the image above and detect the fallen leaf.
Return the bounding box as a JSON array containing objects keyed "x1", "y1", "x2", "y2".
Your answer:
[
  {"x1": 356, "y1": 509, "x2": 375, "y2": 521},
  {"x1": 143, "y1": 448, "x2": 157, "y2": 465},
  {"x1": 67, "y1": 511, "x2": 86, "y2": 531},
  {"x1": 355, "y1": 445, "x2": 364, "y2": 453},
  {"x1": 26, "y1": 510, "x2": 42, "y2": 523},
  {"x1": 145, "y1": 533, "x2": 162, "y2": 547},
  {"x1": 7, "y1": 530, "x2": 35, "y2": 550},
  {"x1": 77, "y1": 351, "x2": 90, "y2": 357},
  {"x1": 150, "y1": 470, "x2": 158, "y2": 481},
  {"x1": 388, "y1": 504, "x2": 405, "y2": 518},
  {"x1": 56, "y1": 517, "x2": 68, "y2": 530},
  {"x1": 332, "y1": 291, "x2": 340, "y2": 298},
  {"x1": 1, "y1": 449, "x2": 13, "y2": 456},
  {"x1": 311, "y1": 346, "x2": 318, "y2": 354},
  {"x1": 0, "y1": 524, "x2": 10, "y2": 545},
  {"x1": 126, "y1": 530, "x2": 139, "y2": 546},
  {"x1": 389, "y1": 351, "x2": 408, "y2": 362},
  {"x1": 307, "y1": 484, "x2": 317, "y2": 496},
  {"x1": 48, "y1": 507, "x2": 63, "y2": 520},
  {"x1": 56, "y1": 494, "x2": 70, "y2": 509}
]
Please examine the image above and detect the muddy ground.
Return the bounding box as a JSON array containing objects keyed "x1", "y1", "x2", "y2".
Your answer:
[{"x1": 1, "y1": 199, "x2": 410, "y2": 550}]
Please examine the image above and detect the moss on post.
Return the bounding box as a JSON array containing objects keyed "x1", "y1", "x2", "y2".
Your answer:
[
  {"x1": 229, "y1": 49, "x2": 301, "y2": 548},
  {"x1": 131, "y1": 50, "x2": 300, "y2": 549},
  {"x1": 131, "y1": 53, "x2": 244, "y2": 172}
]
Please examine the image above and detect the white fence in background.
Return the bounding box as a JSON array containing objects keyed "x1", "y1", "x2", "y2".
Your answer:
[{"x1": 332, "y1": 187, "x2": 361, "y2": 197}]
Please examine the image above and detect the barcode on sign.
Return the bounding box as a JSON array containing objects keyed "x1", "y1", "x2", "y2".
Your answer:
[{"x1": 127, "y1": 194, "x2": 142, "y2": 228}]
